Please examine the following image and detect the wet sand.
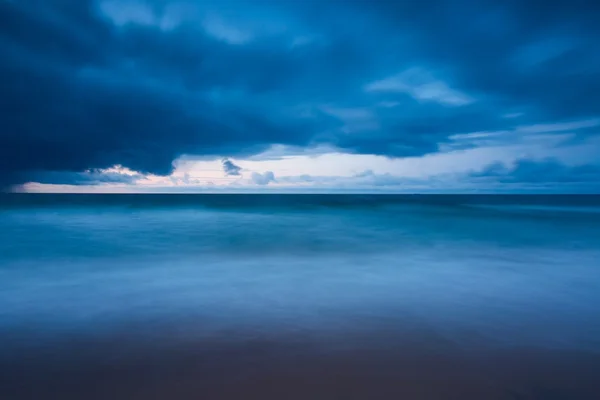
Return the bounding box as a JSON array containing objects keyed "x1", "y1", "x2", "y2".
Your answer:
[{"x1": 2, "y1": 325, "x2": 599, "y2": 400}]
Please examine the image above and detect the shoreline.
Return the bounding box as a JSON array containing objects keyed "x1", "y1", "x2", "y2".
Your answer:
[{"x1": 2, "y1": 325, "x2": 600, "y2": 399}]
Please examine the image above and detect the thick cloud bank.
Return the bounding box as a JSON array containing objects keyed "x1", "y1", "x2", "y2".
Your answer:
[{"x1": 1, "y1": 0, "x2": 599, "y2": 189}]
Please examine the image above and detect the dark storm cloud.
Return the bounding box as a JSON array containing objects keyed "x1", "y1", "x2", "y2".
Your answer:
[
  {"x1": 1, "y1": 0, "x2": 599, "y2": 188},
  {"x1": 25, "y1": 170, "x2": 143, "y2": 186},
  {"x1": 350, "y1": 0, "x2": 600, "y2": 120},
  {"x1": 0, "y1": 0, "x2": 321, "y2": 187},
  {"x1": 222, "y1": 159, "x2": 242, "y2": 176}
]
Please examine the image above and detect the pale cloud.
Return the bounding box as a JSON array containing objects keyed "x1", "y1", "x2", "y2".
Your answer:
[
  {"x1": 446, "y1": 117, "x2": 600, "y2": 151},
  {"x1": 365, "y1": 68, "x2": 474, "y2": 106},
  {"x1": 99, "y1": 0, "x2": 184, "y2": 31},
  {"x1": 245, "y1": 144, "x2": 339, "y2": 161},
  {"x1": 516, "y1": 118, "x2": 600, "y2": 134},
  {"x1": 202, "y1": 14, "x2": 253, "y2": 45},
  {"x1": 99, "y1": 0, "x2": 155, "y2": 27},
  {"x1": 173, "y1": 133, "x2": 600, "y2": 185},
  {"x1": 449, "y1": 131, "x2": 511, "y2": 141},
  {"x1": 251, "y1": 171, "x2": 276, "y2": 185}
]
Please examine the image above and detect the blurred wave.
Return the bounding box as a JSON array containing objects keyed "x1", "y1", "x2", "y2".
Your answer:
[
  {"x1": 2, "y1": 194, "x2": 600, "y2": 398},
  {"x1": 0, "y1": 194, "x2": 599, "y2": 347}
]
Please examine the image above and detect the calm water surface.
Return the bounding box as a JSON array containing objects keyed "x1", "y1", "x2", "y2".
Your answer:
[{"x1": 1, "y1": 194, "x2": 599, "y2": 399}]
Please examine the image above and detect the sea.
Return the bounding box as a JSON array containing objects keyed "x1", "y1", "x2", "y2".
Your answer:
[{"x1": 1, "y1": 194, "x2": 600, "y2": 399}]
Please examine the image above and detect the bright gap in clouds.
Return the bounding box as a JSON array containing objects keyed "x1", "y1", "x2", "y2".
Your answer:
[{"x1": 19, "y1": 127, "x2": 600, "y2": 193}]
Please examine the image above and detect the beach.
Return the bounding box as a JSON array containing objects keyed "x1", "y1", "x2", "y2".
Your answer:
[{"x1": 1, "y1": 194, "x2": 600, "y2": 399}]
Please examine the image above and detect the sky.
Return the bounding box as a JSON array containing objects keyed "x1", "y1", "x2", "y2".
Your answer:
[{"x1": 1, "y1": 0, "x2": 600, "y2": 193}]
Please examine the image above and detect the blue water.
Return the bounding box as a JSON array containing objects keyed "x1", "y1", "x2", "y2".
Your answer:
[{"x1": 1, "y1": 194, "x2": 599, "y2": 353}]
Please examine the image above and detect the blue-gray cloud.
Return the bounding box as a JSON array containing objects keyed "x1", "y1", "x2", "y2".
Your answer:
[
  {"x1": 1, "y1": 0, "x2": 599, "y2": 189},
  {"x1": 473, "y1": 158, "x2": 600, "y2": 187},
  {"x1": 251, "y1": 171, "x2": 275, "y2": 185},
  {"x1": 222, "y1": 159, "x2": 242, "y2": 176}
]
